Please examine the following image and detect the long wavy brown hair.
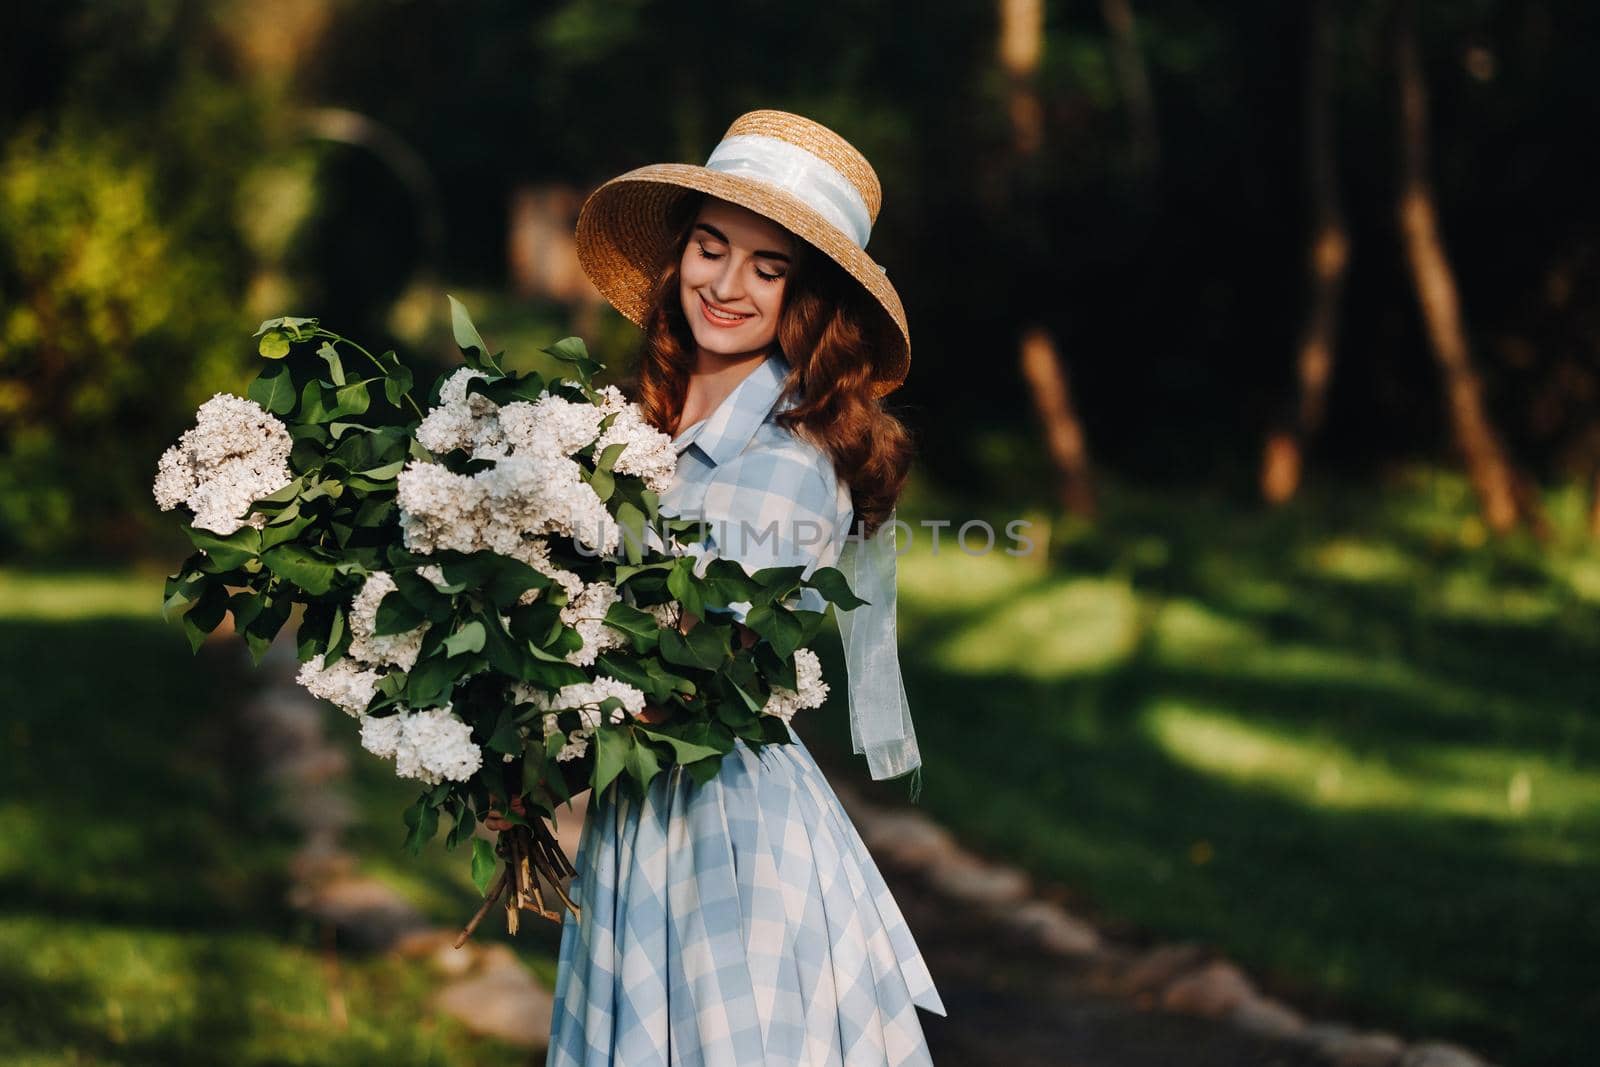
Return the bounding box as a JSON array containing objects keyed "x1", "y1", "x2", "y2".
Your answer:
[{"x1": 624, "y1": 193, "x2": 914, "y2": 540}]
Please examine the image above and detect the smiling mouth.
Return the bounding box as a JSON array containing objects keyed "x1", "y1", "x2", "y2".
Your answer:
[{"x1": 700, "y1": 293, "x2": 753, "y2": 325}]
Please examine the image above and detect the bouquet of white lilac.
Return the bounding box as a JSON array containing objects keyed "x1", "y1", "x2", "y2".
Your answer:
[{"x1": 156, "y1": 296, "x2": 863, "y2": 940}]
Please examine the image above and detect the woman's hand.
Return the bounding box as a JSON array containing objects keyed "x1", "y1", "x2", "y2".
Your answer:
[{"x1": 484, "y1": 793, "x2": 526, "y2": 833}]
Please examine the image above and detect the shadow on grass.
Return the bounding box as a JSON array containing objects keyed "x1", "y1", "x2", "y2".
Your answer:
[
  {"x1": 0, "y1": 604, "x2": 520, "y2": 1065},
  {"x1": 803, "y1": 480, "x2": 1599, "y2": 1067}
]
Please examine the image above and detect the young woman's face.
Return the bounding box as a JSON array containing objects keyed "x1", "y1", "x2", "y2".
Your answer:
[{"x1": 678, "y1": 197, "x2": 795, "y2": 358}]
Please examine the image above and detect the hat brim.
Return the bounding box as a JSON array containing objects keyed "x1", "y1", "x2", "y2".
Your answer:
[{"x1": 574, "y1": 163, "x2": 909, "y2": 399}]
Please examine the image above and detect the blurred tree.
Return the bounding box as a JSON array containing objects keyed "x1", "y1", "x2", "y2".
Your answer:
[
  {"x1": 1099, "y1": 0, "x2": 1160, "y2": 176},
  {"x1": 0, "y1": 0, "x2": 292, "y2": 556},
  {"x1": 1001, "y1": 0, "x2": 1097, "y2": 517},
  {"x1": 1391, "y1": 0, "x2": 1543, "y2": 536},
  {"x1": 1261, "y1": 0, "x2": 1349, "y2": 505}
]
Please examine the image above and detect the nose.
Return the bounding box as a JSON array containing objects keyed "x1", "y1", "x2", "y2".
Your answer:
[{"x1": 708, "y1": 257, "x2": 745, "y2": 304}]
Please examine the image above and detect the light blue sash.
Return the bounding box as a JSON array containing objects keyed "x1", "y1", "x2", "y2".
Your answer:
[{"x1": 834, "y1": 506, "x2": 923, "y2": 801}]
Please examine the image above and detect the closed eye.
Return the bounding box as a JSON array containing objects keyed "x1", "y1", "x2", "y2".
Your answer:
[{"x1": 697, "y1": 244, "x2": 784, "y2": 283}]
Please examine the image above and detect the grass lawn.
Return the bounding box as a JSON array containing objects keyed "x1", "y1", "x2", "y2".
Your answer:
[
  {"x1": 0, "y1": 568, "x2": 534, "y2": 1066},
  {"x1": 805, "y1": 468, "x2": 1598, "y2": 1067}
]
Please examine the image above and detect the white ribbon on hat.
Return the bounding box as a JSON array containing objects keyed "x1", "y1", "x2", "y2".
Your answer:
[
  {"x1": 833, "y1": 506, "x2": 923, "y2": 799},
  {"x1": 703, "y1": 134, "x2": 874, "y2": 249}
]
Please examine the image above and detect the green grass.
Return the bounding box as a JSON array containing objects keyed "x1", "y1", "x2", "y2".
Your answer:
[
  {"x1": 806, "y1": 467, "x2": 1598, "y2": 1067},
  {"x1": 8, "y1": 462, "x2": 1594, "y2": 1065},
  {"x1": 0, "y1": 568, "x2": 530, "y2": 1065}
]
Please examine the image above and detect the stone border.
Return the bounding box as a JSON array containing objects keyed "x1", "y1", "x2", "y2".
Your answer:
[
  {"x1": 234, "y1": 634, "x2": 1498, "y2": 1066},
  {"x1": 238, "y1": 637, "x2": 555, "y2": 1051},
  {"x1": 829, "y1": 779, "x2": 1498, "y2": 1067}
]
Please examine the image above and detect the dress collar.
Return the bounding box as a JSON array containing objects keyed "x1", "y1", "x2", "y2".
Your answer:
[{"x1": 671, "y1": 349, "x2": 793, "y2": 467}]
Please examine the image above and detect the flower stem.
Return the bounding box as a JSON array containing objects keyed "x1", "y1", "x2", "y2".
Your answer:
[{"x1": 315, "y1": 329, "x2": 425, "y2": 420}]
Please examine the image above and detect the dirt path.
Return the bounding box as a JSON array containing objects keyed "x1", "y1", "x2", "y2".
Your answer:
[
  {"x1": 882, "y1": 854, "x2": 1327, "y2": 1066},
  {"x1": 804, "y1": 735, "x2": 1490, "y2": 1067}
]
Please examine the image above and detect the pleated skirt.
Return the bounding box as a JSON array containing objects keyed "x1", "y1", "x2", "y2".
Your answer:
[{"x1": 545, "y1": 723, "x2": 947, "y2": 1066}]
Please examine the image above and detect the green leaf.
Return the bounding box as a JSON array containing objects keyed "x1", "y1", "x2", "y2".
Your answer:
[
  {"x1": 261, "y1": 545, "x2": 337, "y2": 595},
  {"x1": 180, "y1": 584, "x2": 229, "y2": 653},
  {"x1": 375, "y1": 588, "x2": 427, "y2": 635},
  {"x1": 403, "y1": 653, "x2": 459, "y2": 708},
  {"x1": 615, "y1": 501, "x2": 648, "y2": 565},
  {"x1": 162, "y1": 564, "x2": 209, "y2": 621},
  {"x1": 750, "y1": 563, "x2": 807, "y2": 592},
  {"x1": 257, "y1": 330, "x2": 291, "y2": 359},
  {"x1": 471, "y1": 838, "x2": 498, "y2": 896},
  {"x1": 331, "y1": 381, "x2": 370, "y2": 417},
  {"x1": 254, "y1": 315, "x2": 319, "y2": 339},
  {"x1": 745, "y1": 602, "x2": 806, "y2": 659},
  {"x1": 623, "y1": 734, "x2": 663, "y2": 790},
  {"x1": 659, "y1": 622, "x2": 730, "y2": 671},
  {"x1": 483, "y1": 559, "x2": 554, "y2": 607},
  {"x1": 485, "y1": 711, "x2": 524, "y2": 755},
  {"x1": 667, "y1": 557, "x2": 705, "y2": 618},
  {"x1": 602, "y1": 601, "x2": 660, "y2": 652},
  {"x1": 444, "y1": 620, "x2": 486, "y2": 657},
  {"x1": 587, "y1": 466, "x2": 614, "y2": 502},
  {"x1": 805, "y1": 565, "x2": 869, "y2": 610},
  {"x1": 402, "y1": 795, "x2": 439, "y2": 856},
  {"x1": 447, "y1": 294, "x2": 503, "y2": 374},
  {"x1": 595, "y1": 441, "x2": 627, "y2": 473},
  {"x1": 592, "y1": 727, "x2": 629, "y2": 797},
  {"x1": 636, "y1": 725, "x2": 723, "y2": 764},
  {"x1": 541, "y1": 336, "x2": 603, "y2": 382},
  {"x1": 299, "y1": 380, "x2": 334, "y2": 423},
  {"x1": 382, "y1": 354, "x2": 415, "y2": 407},
  {"x1": 248, "y1": 364, "x2": 297, "y2": 414},
  {"x1": 316, "y1": 341, "x2": 346, "y2": 385},
  {"x1": 184, "y1": 525, "x2": 261, "y2": 570}
]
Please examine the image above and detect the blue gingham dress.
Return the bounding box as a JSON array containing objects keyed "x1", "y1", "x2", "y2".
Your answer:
[{"x1": 546, "y1": 350, "x2": 947, "y2": 1065}]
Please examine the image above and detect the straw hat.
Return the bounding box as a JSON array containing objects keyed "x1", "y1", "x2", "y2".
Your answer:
[{"x1": 574, "y1": 109, "x2": 909, "y2": 398}]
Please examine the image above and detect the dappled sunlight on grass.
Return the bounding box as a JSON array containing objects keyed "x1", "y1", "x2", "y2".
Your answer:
[
  {"x1": 895, "y1": 540, "x2": 1039, "y2": 616},
  {"x1": 1300, "y1": 536, "x2": 1420, "y2": 585},
  {"x1": 1144, "y1": 700, "x2": 1599, "y2": 822},
  {"x1": 0, "y1": 569, "x2": 168, "y2": 620},
  {"x1": 807, "y1": 475, "x2": 1599, "y2": 1067},
  {"x1": 0, "y1": 568, "x2": 527, "y2": 1064},
  {"x1": 932, "y1": 577, "x2": 1143, "y2": 681}
]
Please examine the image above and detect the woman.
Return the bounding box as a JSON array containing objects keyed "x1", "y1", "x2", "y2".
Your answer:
[{"x1": 496, "y1": 109, "x2": 944, "y2": 1065}]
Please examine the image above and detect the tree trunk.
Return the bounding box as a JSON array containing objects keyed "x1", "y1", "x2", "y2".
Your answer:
[
  {"x1": 1392, "y1": 0, "x2": 1527, "y2": 535},
  {"x1": 1099, "y1": 0, "x2": 1160, "y2": 175},
  {"x1": 998, "y1": 0, "x2": 1045, "y2": 156},
  {"x1": 998, "y1": 0, "x2": 1098, "y2": 516},
  {"x1": 1262, "y1": 0, "x2": 1350, "y2": 504},
  {"x1": 1020, "y1": 327, "x2": 1097, "y2": 517}
]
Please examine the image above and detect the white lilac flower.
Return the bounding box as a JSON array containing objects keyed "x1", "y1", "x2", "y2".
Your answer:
[
  {"x1": 538, "y1": 709, "x2": 595, "y2": 762},
  {"x1": 560, "y1": 581, "x2": 627, "y2": 666},
  {"x1": 395, "y1": 460, "x2": 490, "y2": 555},
  {"x1": 483, "y1": 452, "x2": 621, "y2": 555},
  {"x1": 645, "y1": 600, "x2": 681, "y2": 631},
  {"x1": 593, "y1": 403, "x2": 676, "y2": 495},
  {"x1": 415, "y1": 368, "x2": 503, "y2": 456},
  {"x1": 152, "y1": 393, "x2": 293, "y2": 535},
  {"x1": 525, "y1": 675, "x2": 647, "y2": 763},
  {"x1": 761, "y1": 648, "x2": 830, "y2": 725},
  {"x1": 555, "y1": 730, "x2": 591, "y2": 762},
  {"x1": 497, "y1": 394, "x2": 604, "y2": 458},
  {"x1": 521, "y1": 676, "x2": 646, "y2": 730},
  {"x1": 359, "y1": 711, "x2": 407, "y2": 759},
  {"x1": 295, "y1": 652, "x2": 382, "y2": 716},
  {"x1": 393, "y1": 704, "x2": 483, "y2": 786},
  {"x1": 347, "y1": 571, "x2": 429, "y2": 671}
]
